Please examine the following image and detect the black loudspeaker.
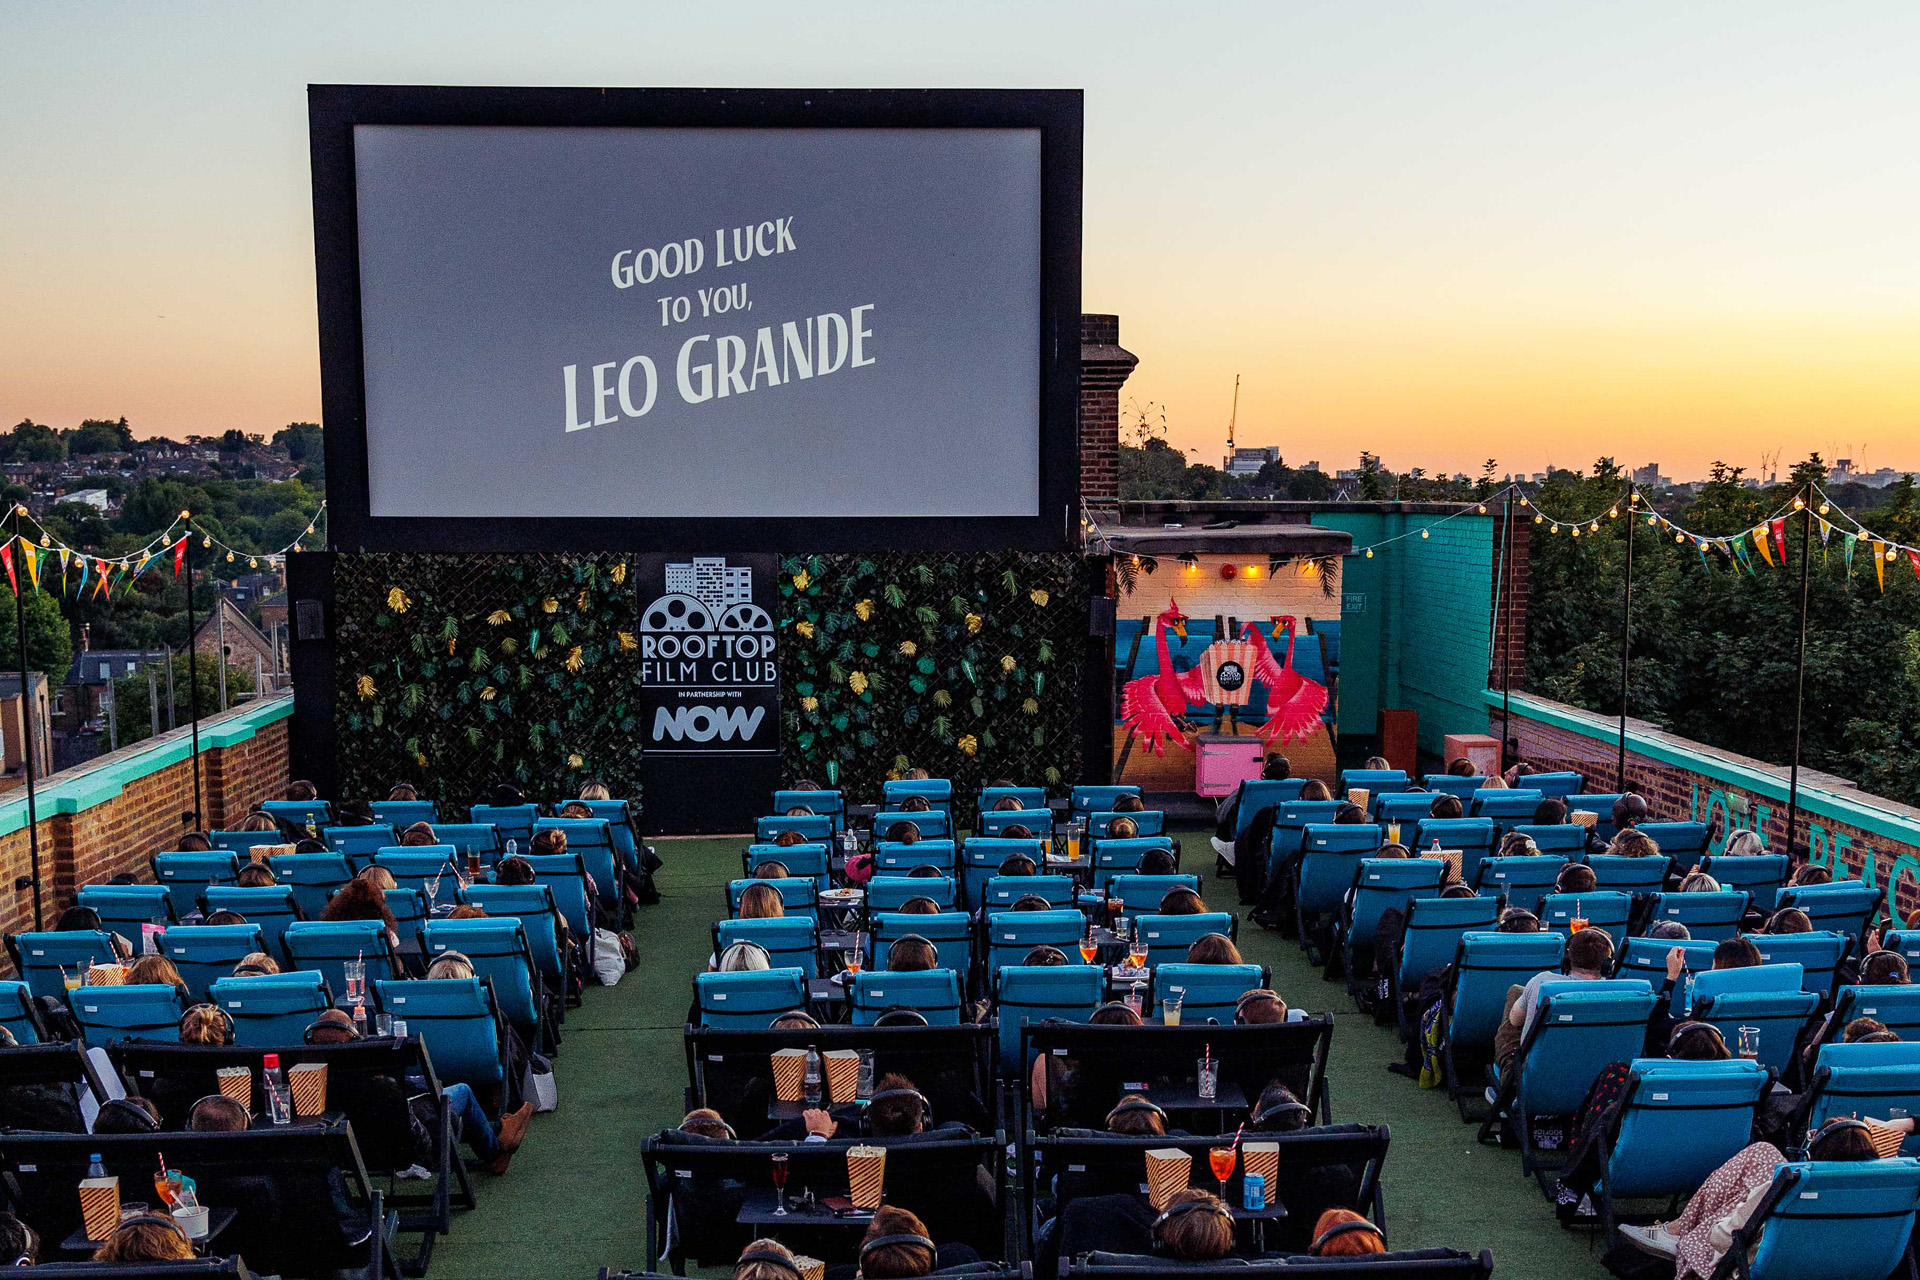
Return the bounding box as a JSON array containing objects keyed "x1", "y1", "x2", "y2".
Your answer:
[
  {"x1": 1088, "y1": 597, "x2": 1116, "y2": 636},
  {"x1": 294, "y1": 598, "x2": 327, "y2": 641}
]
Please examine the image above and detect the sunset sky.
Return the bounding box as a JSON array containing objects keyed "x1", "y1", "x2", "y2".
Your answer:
[{"x1": 4, "y1": 2, "x2": 1918, "y2": 481}]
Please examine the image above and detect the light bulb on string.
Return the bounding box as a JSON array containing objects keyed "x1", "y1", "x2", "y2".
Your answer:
[
  {"x1": 1819, "y1": 503, "x2": 1830, "y2": 515},
  {"x1": 1364, "y1": 548, "x2": 1373, "y2": 558},
  {"x1": 1571, "y1": 526, "x2": 1580, "y2": 538},
  {"x1": 1420, "y1": 528, "x2": 1429, "y2": 539},
  {"x1": 1647, "y1": 515, "x2": 1657, "y2": 526},
  {"x1": 1608, "y1": 506, "x2": 1619, "y2": 518},
  {"x1": 1534, "y1": 514, "x2": 1544, "y2": 524},
  {"x1": 202, "y1": 537, "x2": 211, "y2": 548},
  {"x1": 1793, "y1": 497, "x2": 1805, "y2": 511},
  {"x1": 1519, "y1": 497, "x2": 1530, "y2": 508}
]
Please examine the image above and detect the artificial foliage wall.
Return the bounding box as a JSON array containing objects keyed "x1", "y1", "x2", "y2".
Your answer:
[
  {"x1": 332, "y1": 553, "x2": 646, "y2": 809},
  {"x1": 778, "y1": 553, "x2": 1088, "y2": 797}
]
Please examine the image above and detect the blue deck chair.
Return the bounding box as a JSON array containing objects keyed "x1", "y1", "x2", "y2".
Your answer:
[
  {"x1": 745, "y1": 843, "x2": 829, "y2": 886},
  {"x1": 979, "y1": 786, "x2": 1047, "y2": 814},
  {"x1": 1135, "y1": 913, "x2": 1238, "y2": 969},
  {"x1": 1343, "y1": 859, "x2": 1444, "y2": 978},
  {"x1": 284, "y1": 919, "x2": 400, "y2": 995},
  {"x1": 1471, "y1": 790, "x2": 1546, "y2": 823},
  {"x1": 874, "y1": 839, "x2": 956, "y2": 875},
  {"x1": 1834, "y1": 985, "x2": 1920, "y2": 1044},
  {"x1": 1270, "y1": 801, "x2": 1346, "y2": 870},
  {"x1": 374, "y1": 976, "x2": 505, "y2": 1096},
  {"x1": 994, "y1": 964, "x2": 1102, "y2": 1074},
  {"x1": 1070, "y1": 786, "x2": 1140, "y2": 817},
  {"x1": 260, "y1": 799, "x2": 332, "y2": 832},
  {"x1": 0, "y1": 982, "x2": 43, "y2": 1043},
  {"x1": 384, "y1": 887, "x2": 430, "y2": 941},
  {"x1": 1750, "y1": 931, "x2": 1852, "y2": 996},
  {"x1": 866, "y1": 876, "x2": 956, "y2": 912},
  {"x1": 424, "y1": 917, "x2": 543, "y2": 1039},
  {"x1": 71, "y1": 984, "x2": 184, "y2": 1043},
  {"x1": 1717, "y1": 1158, "x2": 1920, "y2": 1280},
  {"x1": 431, "y1": 824, "x2": 507, "y2": 866},
  {"x1": 772, "y1": 790, "x2": 845, "y2": 835},
  {"x1": 322, "y1": 826, "x2": 399, "y2": 867},
  {"x1": 985, "y1": 910, "x2": 1083, "y2": 976},
  {"x1": 874, "y1": 810, "x2": 953, "y2": 842},
  {"x1": 1105, "y1": 874, "x2": 1202, "y2": 915},
  {"x1": 756, "y1": 814, "x2": 834, "y2": 843},
  {"x1": 1394, "y1": 896, "x2": 1500, "y2": 1002},
  {"x1": 1444, "y1": 931, "x2": 1566, "y2": 1112},
  {"x1": 1538, "y1": 892, "x2": 1634, "y2": 948},
  {"x1": 1231, "y1": 780, "x2": 1307, "y2": 838},
  {"x1": 1473, "y1": 855, "x2": 1568, "y2": 915},
  {"x1": 725, "y1": 878, "x2": 820, "y2": 921},
  {"x1": 884, "y1": 778, "x2": 953, "y2": 815},
  {"x1": 1638, "y1": 822, "x2": 1711, "y2": 862},
  {"x1": 978, "y1": 808, "x2": 1055, "y2": 837},
  {"x1": 849, "y1": 969, "x2": 962, "y2": 1026},
  {"x1": 374, "y1": 848, "x2": 466, "y2": 909},
  {"x1": 151, "y1": 851, "x2": 242, "y2": 919},
  {"x1": 1593, "y1": 1058, "x2": 1770, "y2": 1248},
  {"x1": 269, "y1": 852, "x2": 354, "y2": 920},
  {"x1": 1296, "y1": 824, "x2": 1386, "y2": 939},
  {"x1": 1089, "y1": 811, "x2": 1165, "y2": 838},
  {"x1": 534, "y1": 818, "x2": 619, "y2": 909},
  {"x1": 1585, "y1": 855, "x2": 1672, "y2": 896},
  {"x1": 1566, "y1": 795, "x2": 1626, "y2": 841},
  {"x1": 78, "y1": 885, "x2": 176, "y2": 935},
  {"x1": 1338, "y1": 768, "x2": 1410, "y2": 797},
  {"x1": 715, "y1": 917, "x2": 820, "y2": 978},
  {"x1": 981, "y1": 875, "x2": 1076, "y2": 911},
  {"x1": 5, "y1": 931, "x2": 119, "y2": 1002},
  {"x1": 959, "y1": 838, "x2": 1046, "y2": 907},
  {"x1": 469, "y1": 803, "x2": 538, "y2": 848},
  {"x1": 1423, "y1": 775, "x2": 1488, "y2": 800},
  {"x1": 1615, "y1": 936, "x2": 1717, "y2": 987},
  {"x1": 1691, "y1": 963, "x2": 1805, "y2": 1005},
  {"x1": 1806, "y1": 1042, "x2": 1920, "y2": 1156},
  {"x1": 1507, "y1": 824, "x2": 1588, "y2": 857},
  {"x1": 1526, "y1": 772, "x2": 1585, "y2": 799},
  {"x1": 200, "y1": 887, "x2": 301, "y2": 954},
  {"x1": 1489, "y1": 979, "x2": 1657, "y2": 1174},
  {"x1": 371, "y1": 800, "x2": 439, "y2": 827},
  {"x1": 869, "y1": 912, "x2": 971, "y2": 975},
  {"x1": 1776, "y1": 881, "x2": 1885, "y2": 943},
  {"x1": 519, "y1": 853, "x2": 594, "y2": 942},
  {"x1": 692, "y1": 969, "x2": 808, "y2": 1030},
  {"x1": 1412, "y1": 818, "x2": 1499, "y2": 882},
  {"x1": 460, "y1": 884, "x2": 567, "y2": 987},
  {"x1": 207, "y1": 830, "x2": 285, "y2": 854},
  {"x1": 576, "y1": 798, "x2": 644, "y2": 868},
  {"x1": 1090, "y1": 837, "x2": 1175, "y2": 890},
  {"x1": 1152, "y1": 963, "x2": 1265, "y2": 1023},
  {"x1": 1881, "y1": 930, "x2": 1920, "y2": 968},
  {"x1": 1699, "y1": 853, "x2": 1790, "y2": 913},
  {"x1": 1647, "y1": 891, "x2": 1751, "y2": 942},
  {"x1": 1375, "y1": 793, "x2": 1439, "y2": 826},
  {"x1": 1696, "y1": 988, "x2": 1820, "y2": 1074},
  {"x1": 211, "y1": 972, "x2": 333, "y2": 1047},
  {"x1": 161, "y1": 923, "x2": 265, "y2": 1001}
]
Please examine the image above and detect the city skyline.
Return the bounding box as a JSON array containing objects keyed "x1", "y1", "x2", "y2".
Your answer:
[{"x1": 4, "y1": 2, "x2": 1919, "y2": 479}]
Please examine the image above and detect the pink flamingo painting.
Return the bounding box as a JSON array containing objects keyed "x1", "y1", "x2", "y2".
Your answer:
[
  {"x1": 1242, "y1": 616, "x2": 1330, "y2": 746},
  {"x1": 1118, "y1": 604, "x2": 1329, "y2": 755}
]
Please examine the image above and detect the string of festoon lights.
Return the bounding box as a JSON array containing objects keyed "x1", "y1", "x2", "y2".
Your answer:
[{"x1": 0, "y1": 502, "x2": 326, "y2": 598}]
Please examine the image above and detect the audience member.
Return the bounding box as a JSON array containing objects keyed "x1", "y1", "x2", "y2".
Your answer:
[{"x1": 1310, "y1": 1209, "x2": 1386, "y2": 1256}]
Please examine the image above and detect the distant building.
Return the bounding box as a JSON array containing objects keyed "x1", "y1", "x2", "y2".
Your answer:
[
  {"x1": 192, "y1": 596, "x2": 281, "y2": 690},
  {"x1": 1222, "y1": 446, "x2": 1281, "y2": 476},
  {"x1": 64, "y1": 488, "x2": 111, "y2": 511},
  {"x1": 220, "y1": 571, "x2": 284, "y2": 609},
  {"x1": 57, "y1": 647, "x2": 167, "y2": 734},
  {"x1": 1632, "y1": 463, "x2": 1672, "y2": 488},
  {"x1": 0, "y1": 673, "x2": 53, "y2": 793}
]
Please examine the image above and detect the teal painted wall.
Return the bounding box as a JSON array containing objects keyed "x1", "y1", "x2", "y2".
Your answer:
[{"x1": 1313, "y1": 511, "x2": 1496, "y2": 758}]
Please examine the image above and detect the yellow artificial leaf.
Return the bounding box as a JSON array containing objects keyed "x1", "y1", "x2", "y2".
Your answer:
[
  {"x1": 965, "y1": 613, "x2": 983, "y2": 633},
  {"x1": 1030, "y1": 589, "x2": 1050, "y2": 607},
  {"x1": 356, "y1": 674, "x2": 376, "y2": 700},
  {"x1": 1000, "y1": 655, "x2": 1016, "y2": 673},
  {"x1": 800, "y1": 695, "x2": 820, "y2": 713},
  {"x1": 899, "y1": 640, "x2": 917, "y2": 657},
  {"x1": 500, "y1": 637, "x2": 519, "y2": 654},
  {"x1": 565, "y1": 646, "x2": 584, "y2": 672},
  {"x1": 854, "y1": 599, "x2": 873, "y2": 621},
  {"x1": 792, "y1": 569, "x2": 812, "y2": 590},
  {"x1": 414, "y1": 753, "x2": 428, "y2": 768},
  {"x1": 1022, "y1": 697, "x2": 1039, "y2": 714},
  {"x1": 567, "y1": 753, "x2": 584, "y2": 769},
  {"x1": 617, "y1": 631, "x2": 637, "y2": 652},
  {"x1": 796, "y1": 620, "x2": 815, "y2": 639},
  {"x1": 848, "y1": 671, "x2": 869, "y2": 694},
  {"x1": 542, "y1": 597, "x2": 559, "y2": 613},
  {"x1": 487, "y1": 610, "x2": 511, "y2": 626},
  {"x1": 957, "y1": 734, "x2": 979, "y2": 756},
  {"x1": 479, "y1": 686, "x2": 497, "y2": 701},
  {"x1": 387, "y1": 588, "x2": 411, "y2": 613},
  {"x1": 577, "y1": 588, "x2": 591, "y2": 610},
  {"x1": 610, "y1": 562, "x2": 627, "y2": 584}
]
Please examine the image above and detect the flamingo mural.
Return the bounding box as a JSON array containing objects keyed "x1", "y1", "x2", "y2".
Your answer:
[{"x1": 1118, "y1": 602, "x2": 1328, "y2": 755}]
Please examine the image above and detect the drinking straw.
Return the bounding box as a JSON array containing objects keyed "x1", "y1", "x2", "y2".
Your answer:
[{"x1": 1230, "y1": 1121, "x2": 1245, "y2": 1151}]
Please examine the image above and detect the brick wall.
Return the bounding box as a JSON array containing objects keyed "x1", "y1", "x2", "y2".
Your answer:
[
  {"x1": 1080, "y1": 314, "x2": 1137, "y2": 506},
  {"x1": 0, "y1": 698, "x2": 291, "y2": 950},
  {"x1": 1491, "y1": 507, "x2": 1529, "y2": 691},
  {"x1": 1497, "y1": 690, "x2": 1920, "y2": 920}
]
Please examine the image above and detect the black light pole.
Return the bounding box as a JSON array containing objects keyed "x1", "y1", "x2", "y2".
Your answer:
[
  {"x1": 1784, "y1": 484, "x2": 1814, "y2": 860},
  {"x1": 1616, "y1": 484, "x2": 1637, "y2": 792},
  {"x1": 10, "y1": 506, "x2": 42, "y2": 930},
  {"x1": 1497, "y1": 492, "x2": 1516, "y2": 773},
  {"x1": 182, "y1": 521, "x2": 203, "y2": 831}
]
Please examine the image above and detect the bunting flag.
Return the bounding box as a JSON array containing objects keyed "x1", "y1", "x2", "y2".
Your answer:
[
  {"x1": 58, "y1": 548, "x2": 70, "y2": 593},
  {"x1": 1695, "y1": 537, "x2": 1713, "y2": 572},
  {"x1": 91, "y1": 559, "x2": 109, "y2": 599},
  {"x1": 1844, "y1": 533, "x2": 1857, "y2": 581},
  {"x1": 1874, "y1": 541, "x2": 1887, "y2": 592},
  {"x1": 133, "y1": 549, "x2": 158, "y2": 580},
  {"x1": 172, "y1": 537, "x2": 186, "y2": 577},
  {"x1": 0, "y1": 543, "x2": 13, "y2": 596},
  {"x1": 1752, "y1": 527, "x2": 1775, "y2": 567},
  {"x1": 22, "y1": 543, "x2": 39, "y2": 592},
  {"x1": 1770, "y1": 518, "x2": 1788, "y2": 563},
  {"x1": 1908, "y1": 548, "x2": 1920, "y2": 584},
  {"x1": 1731, "y1": 538, "x2": 1756, "y2": 575},
  {"x1": 74, "y1": 556, "x2": 88, "y2": 598}
]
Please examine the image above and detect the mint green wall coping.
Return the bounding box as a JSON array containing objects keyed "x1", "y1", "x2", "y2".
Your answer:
[
  {"x1": 0, "y1": 695, "x2": 293, "y2": 838},
  {"x1": 1486, "y1": 688, "x2": 1920, "y2": 849}
]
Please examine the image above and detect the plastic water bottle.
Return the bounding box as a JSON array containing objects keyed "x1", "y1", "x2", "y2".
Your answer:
[
  {"x1": 87, "y1": 1153, "x2": 107, "y2": 1181},
  {"x1": 262, "y1": 1054, "x2": 291, "y2": 1125},
  {"x1": 803, "y1": 1045, "x2": 823, "y2": 1106},
  {"x1": 505, "y1": 839, "x2": 518, "y2": 863},
  {"x1": 856, "y1": 1049, "x2": 875, "y2": 1101}
]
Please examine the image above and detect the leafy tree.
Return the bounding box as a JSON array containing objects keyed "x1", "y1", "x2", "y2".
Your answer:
[
  {"x1": 219, "y1": 430, "x2": 249, "y2": 453},
  {"x1": 1356, "y1": 453, "x2": 1386, "y2": 500},
  {"x1": 65, "y1": 417, "x2": 134, "y2": 455},
  {"x1": 0, "y1": 590, "x2": 75, "y2": 678},
  {"x1": 273, "y1": 422, "x2": 323, "y2": 462},
  {"x1": 2, "y1": 421, "x2": 65, "y2": 463},
  {"x1": 107, "y1": 653, "x2": 255, "y2": 746}
]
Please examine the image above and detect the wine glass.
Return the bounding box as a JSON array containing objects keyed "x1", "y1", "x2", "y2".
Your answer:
[
  {"x1": 1078, "y1": 934, "x2": 1099, "y2": 965},
  {"x1": 771, "y1": 1152, "x2": 789, "y2": 1215},
  {"x1": 1569, "y1": 898, "x2": 1588, "y2": 933},
  {"x1": 846, "y1": 938, "x2": 865, "y2": 975},
  {"x1": 1208, "y1": 1146, "x2": 1236, "y2": 1198},
  {"x1": 1127, "y1": 933, "x2": 1149, "y2": 972}
]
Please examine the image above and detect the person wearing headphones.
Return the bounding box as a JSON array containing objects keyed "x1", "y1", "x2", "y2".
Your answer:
[
  {"x1": 0, "y1": 1212, "x2": 37, "y2": 1267},
  {"x1": 1309, "y1": 1208, "x2": 1385, "y2": 1256},
  {"x1": 734, "y1": 1238, "x2": 804, "y2": 1280},
  {"x1": 93, "y1": 1215, "x2": 194, "y2": 1263},
  {"x1": 92, "y1": 1096, "x2": 163, "y2": 1134},
  {"x1": 1150, "y1": 1189, "x2": 1237, "y2": 1261},
  {"x1": 857, "y1": 1205, "x2": 980, "y2": 1276}
]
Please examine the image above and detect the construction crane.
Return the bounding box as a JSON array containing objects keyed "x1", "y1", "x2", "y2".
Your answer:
[
  {"x1": 1225, "y1": 374, "x2": 1240, "y2": 455},
  {"x1": 1759, "y1": 448, "x2": 1781, "y2": 485}
]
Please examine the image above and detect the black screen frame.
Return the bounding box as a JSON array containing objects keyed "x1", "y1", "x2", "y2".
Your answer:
[{"x1": 309, "y1": 84, "x2": 1082, "y2": 553}]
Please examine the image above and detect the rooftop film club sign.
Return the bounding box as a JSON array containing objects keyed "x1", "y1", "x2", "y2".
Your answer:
[{"x1": 636, "y1": 553, "x2": 779, "y2": 755}]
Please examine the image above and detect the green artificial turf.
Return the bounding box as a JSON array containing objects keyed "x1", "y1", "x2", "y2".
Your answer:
[{"x1": 428, "y1": 831, "x2": 1610, "y2": 1280}]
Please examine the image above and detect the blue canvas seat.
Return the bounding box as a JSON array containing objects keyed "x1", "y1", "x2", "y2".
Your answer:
[
  {"x1": 208, "y1": 829, "x2": 285, "y2": 854},
  {"x1": 1090, "y1": 837, "x2": 1175, "y2": 889},
  {"x1": 692, "y1": 969, "x2": 808, "y2": 1030},
  {"x1": 1395, "y1": 896, "x2": 1501, "y2": 996},
  {"x1": 385, "y1": 887, "x2": 431, "y2": 939},
  {"x1": 1526, "y1": 772, "x2": 1584, "y2": 798},
  {"x1": 981, "y1": 875, "x2": 1076, "y2": 911},
  {"x1": 1637, "y1": 822, "x2": 1711, "y2": 862},
  {"x1": 371, "y1": 800, "x2": 439, "y2": 827},
  {"x1": 1699, "y1": 853, "x2": 1790, "y2": 913},
  {"x1": 1593, "y1": 1058, "x2": 1769, "y2": 1247},
  {"x1": 374, "y1": 976, "x2": 505, "y2": 1095},
  {"x1": 210, "y1": 972, "x2": 333, "y2": 1047},
  {"x1": 1691, "y1": 963, "x2": 1805, "y2": 1003},
  {"x1": 849, "y1": 968, "x2": 962, "y2": 1026},
  {"x1": 77, "y1": 885, "x2": 176, "y2": 935},
  {"x1": 1266, "y1": 802, "x2": 1345, "y2": 878},
  {"x1": 993, "y1": 964, "x2": 1102, "y2": 1074},
  {"x1": 1750, "y1": 931, "x2": 1851, "y2": 996},
  {"x1": 756, "y1": 814, "x2": 834, "y2": 843},
  {"x1": 161, "y1": 923, "x2": 265, "y2": 1001},
  {"x1": 0, "y1": 981, "x2": 42, "y2": 1043},
  {"x1": 322, "y1": 826, "x2": 399, "y2": 867},
  {"x1": 744, "y1": 843, "x2": 829, "y2": 886},
  {"x1": 534, "y1": 818, "x2": 619, "y2": 910},
  {"x1": 1152, "y1": 963, "x2": 1265, "y2": 1023},
  {"x1": 1566, "y1": 795, "x2": 1626, "y2": 840},
  {"x1": 884, "y1": 778, "x2": 953, "y2": 818},
  {"x1": 576, "y1": 798, "x2": 645, "y2": 869},
  {"x1": 374, "y1": 847, "x2": 466, "y2": 908},
  {"x1": 1833, "y1": 984, "x2": 1920, "y2": 1043},
  {"x1": 978, "y1": 808, "x2": 1054, "y2": 837},
  {"x1": 460, "y1": 884, "x2": 567, "y2": 986},
  {"x1": 1296, "y1": 823, "x2": 1386, "y2": 929},
  {"x1": 151, "y1": 851, "x2": 242, "y2": 919},
  {"x1": 873, "y1": 810, "x2": 953, "y2": 841},
  {"x1": 1375, "y1": 793, "x2": 1438, "y2": 826},
  {"x1": 1718, "y1": 1158, "x2": 1920, "y2": 1280},
  {"x1": 865, "y1": 876, "x2": 956, "y2": 912},
  {"x1": 259, "y1": 799, "x2": 331, "y2": 831},
  {"x1": 1647, "y1": 890, "x2": 1751, "y2": 942},
  {"x1": 1443, "y1": 931, "x2": 1566, "y2": 1111},
  {"x1": 1070, "y1": 786, "x2": 1140, "y2": 817},
  {"x1": 1422, "y1": 775, "x2": 1487, "y2": 800},
  {"x1": 71, "y1": 984, "x2": 184, "y2": 1043},
  {"x1": 1776, "y1": 882, "x2": 1884, "y2": 943},
  {"x1": 960, "y1": 838, "x2": 1047, "y2": 908},
  {"x1": 1538, "y1": 892, "x2": 1634, "y2": 948},
  {"x1": 1584, "y1": 855, "x2": 1671, "y2": 896},
  {"x1": 874, "y1": 839, "x2": 957, "y2": 875},
  {"x1": 1615, "y1": 936, "x2": 1717, "y2": 987},
  {"x1": 469, "y1": 803, "x2": 538, "y2": 847},
  {"x1": 1506, "y1": 824, "x2": 1587, "y2": 857},
  {"x1": 869, "y1": 912, "x2": 971, "y2": 975},
  {"x1": 979, "y1": 785, "x2": 1047, "y2": 814},
  {"x1": 423, "y1": 917, "x2": 543, "y2": 1039},
  {"x1": 1470, "y1": 790, "x2": 1546, "y2": 822},
  {"x1": 1338, "y1": 768, "x2": 1409, "y2": 797},
  {"x1": 1230, "y1": 780, "x2": 1306, "y2": 838},
  {"x1": 269, "y1": 852, "x2": 354, "y2": 920},
  {"x1": 1104, "y1": 875, "x2": 1201, "y2": 915},
  {"x1": 520, "y1": 853, "x2": 594, "y2": 942},
  {"x1": 200, "y1": 886, "x2": 302, "y2": 955},
  {"x1": 1411, "y1": 819, "x2": 1498, "y2": 881},
  {"x1": 715, "y1": 917, "x2": 820, "y2": 977},
  {"x1": 1134, "y1": 913, "x2": 1238, "y2": 970},
  {"x1": 1472, "y1": 855, "x2": 1568, "y2": 915},
  {"x1": 284, "y1": 919, "x2": 400, "y2": 996},
  {"x1": 1489, "y1": 979, "x2": 1658, "y2": 1173},
  {"x1": 1695, "y1": 988, "x2": 1820, "y2": 1074},
  {"x1": 1089, "y1": 811, "x2": 1164, "y2": 838},
  {"x1": 725, "y1": 878, "x2": 819, "y2": 921},
  {"x1": 772, "y1": 790, "x2": 845, "y2": 834},
  {"x1": 985, "y1": 909, "x2": 1084, "y2": 976},
  {"x1": 5, "y1": 931, "x2": 120, "y2": 1002},
  {"x1": 431, "y1": 824, "x2": 507, "y2": 866},
  {"x1": 1806, "y1": 1042, "x2": 1920, "y2": 1156},
  {"x1": 1343, "y1": 858, "x2": 1444, "y2": 965}
]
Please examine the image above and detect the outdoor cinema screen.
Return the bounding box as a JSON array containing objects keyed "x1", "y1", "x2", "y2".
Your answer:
[{"x1": 312, "y1": 87, "x2": 1082, "y2": 552}]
